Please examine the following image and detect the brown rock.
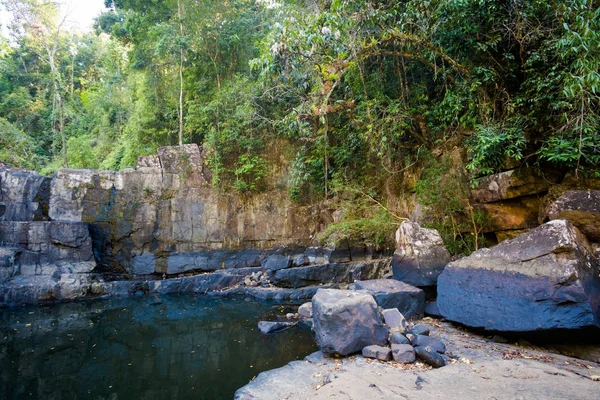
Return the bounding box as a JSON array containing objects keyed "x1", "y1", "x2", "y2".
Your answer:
[
  {"x1": 546, "y1": 190, "x2": 600, "y2": 242},
  {"x1": 470, "y1": 168, "x2": 562, "y2": 204},
  {"x1": 475, "y1": 196, "x2": 541, "y2": 233}
]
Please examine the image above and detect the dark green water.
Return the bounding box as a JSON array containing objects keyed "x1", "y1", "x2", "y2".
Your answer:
[{"x1": 0, "y1": 294, "x2": 317, "y2": 400}]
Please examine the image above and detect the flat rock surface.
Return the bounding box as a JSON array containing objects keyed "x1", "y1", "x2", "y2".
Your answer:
[{"x1": 235, "y1": 319, "x2": 600, "y2": 399}]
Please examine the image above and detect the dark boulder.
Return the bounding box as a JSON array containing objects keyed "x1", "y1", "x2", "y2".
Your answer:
[
  {"x1": 438, "y1": 220, "x2": 600, "y2": 331},
  {"x1": 412, "y1": 335, "x2": 445, "y2": 353},
  {"x1": 391, "y1": 221, "x2": 451, "y2": 287},
  {"x1": 389, "y1": 332, "x2": 410, "y2": 345},
  {"x1": 391, "y1": 344, "x2": 415, "y2": 363},
  {"x1": 362, "y1": 345, "x2": 392, "y2": 361},
  {"x1": 415, "y1": 346, "x2": 446, "y2": 368},
  {"x1": 312, "y1": 289, "x2": 388, "y2": 356},
  {"x1": 353, "y1": 279, "x2": 425, "y2": 319},
  {"x1": 407, "y1": 324, "x2": 430, "y2": 336}
]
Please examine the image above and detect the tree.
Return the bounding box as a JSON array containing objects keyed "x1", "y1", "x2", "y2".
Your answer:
[{"x1": 3, "y1": 0, "x2": 72, "y2": 167}]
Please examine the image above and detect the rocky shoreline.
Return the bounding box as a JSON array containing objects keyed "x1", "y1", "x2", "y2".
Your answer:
[{"x1": 236, "y1": 318, "x2": 600, "y2": 399}]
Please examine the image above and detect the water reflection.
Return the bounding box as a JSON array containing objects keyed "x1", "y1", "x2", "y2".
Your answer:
[{"x1": 0, "y1": 295, "x2": 317, "y2": 400}]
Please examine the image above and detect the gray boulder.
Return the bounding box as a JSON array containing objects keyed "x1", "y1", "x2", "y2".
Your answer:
[
  {"x1": 391, "y1": 221, "x2": 451, "y2": 286},
  {"x1": 546, "y1": 190, "x2": 600, "y2": 242},
  {"x1": 353, "y1": 279, "x2": 425, "y2": 318},
  {"x1": 312, "y1": 289, "x2": 388, "y2": 355},
  {"x1": 389, "y1": 332, "x2": 410, "y2": 345},
  {"x1": 438, "y1": 220, "x2": 600, "y2": 331},
  {"x1": 412, "y1": 335, "x2": 445, "y2": 353},
  {"x1": 407, "y1": 324, "x2": 430, "y2": 336},
  {"x1": 415, "y1": 346, "x2": 446, "y2": 368},
  {"x1": 391, "y1": 344, "x2": 415, "y2": 363},
  {"x1": 382, "y1": 308, "x2": 407, "y2": 333},
  {"x1": 0, "y1": 169, "x2": 51, "y2": 222},
  {"x1": 362, "y1": 345, "x2": 392, "y2": 361},
  {"x1": 298, "y1": 302, "x2": 313, "y2": 319}
]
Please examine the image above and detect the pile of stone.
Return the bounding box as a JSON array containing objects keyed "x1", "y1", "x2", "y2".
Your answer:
[
  {"x1": 243, "y1": 271, "x2": 269, "y2": 287},
  {"x1": 363, "y1": 309, "x2": 446, "y2": 368},
  {"x1": 306, "y1": 288, "x2": 447, "y2": 368}
]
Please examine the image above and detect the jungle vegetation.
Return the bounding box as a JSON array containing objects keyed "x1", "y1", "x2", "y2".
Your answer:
[{"x1": 1, "y1": 0, "x2": 598, "y2": 250}]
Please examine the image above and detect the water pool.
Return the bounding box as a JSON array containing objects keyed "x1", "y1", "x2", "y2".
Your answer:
[{"x1": 0, "y1": 294, "x2": 317, "y2": 399}]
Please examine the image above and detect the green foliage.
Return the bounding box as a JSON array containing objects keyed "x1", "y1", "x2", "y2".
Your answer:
[
  {"x1": 415, "y1": 154, "x2": 488, "y2": 255},
  {"x1": 319, "y1": 209, "x2": 397, "y2": 249},
  {"x1": 0, "y1": 118, "x2": 42, "y2": 169},
  {"x1": 466, "y1": 123, "x2": 526, "y2": 176}
]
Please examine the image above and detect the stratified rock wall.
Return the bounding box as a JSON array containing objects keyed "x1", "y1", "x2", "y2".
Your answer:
[{"x1": 46, "y1": 144, "x2": 324, "y2": 274}]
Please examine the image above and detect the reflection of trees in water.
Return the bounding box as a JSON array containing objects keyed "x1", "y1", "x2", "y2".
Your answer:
[{"x1": 0, "y1": 295, "x2": 316, "y2": 399}]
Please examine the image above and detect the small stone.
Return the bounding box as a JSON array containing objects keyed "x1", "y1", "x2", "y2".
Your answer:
[
  {"x1": 389, "y1": 332, "x2": 410, "y2": 345},
  {"x1": 362, "y1": 345, "x2": 392, "y2": 361},
  {"x1": 415, "y1": 345, "x2": 446, "y2": 368},
  {"x1": 391, "y1": 344, "x2": 415, "y2": 363},
  {"x1": 405, "y1": 333, "x2": 415, "y2": 343},
  {"x1": 286, "y1": 313, "x2": 295, "y2": 320},
  {"x1": 244, "y1": 276, "x2": 252, "y2": 286},
  {"x1": 298, "y1": 302, "x2": 313, "y2": 319},
  {"x1": 407, "y1": 324, "x2": 430, "y2": 336},
  {"x1": 382, "y1": 308, "x2": 407, "y2": 333},
  {"x1": 412, "y1": 335, "x2": 446, "y2": 353},
  {"x1": 257, "y1": 321, "x2": 294, "y2": 334}
]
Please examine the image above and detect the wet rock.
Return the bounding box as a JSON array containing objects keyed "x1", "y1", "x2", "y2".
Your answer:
[
  {"x1": 312, "y1": 289, "x2": 388, "y2": 355},
  {"x1": 415, "y1": 345, "x2": 446, "y2": 368},
  {"x1": 298, "y1": 302, "x2": 313, "y2": 319},
  {"x1": 438, "y1": 220, "x2": 600, "y2": 331},
  {"x1": 546, "y1": 190, "x2": 600, "y2": 242},
  {"x1": 391, "y1": 221, "x2": 451, "y2": 286},
  {"x1": 258, "y1": 321, "x2": 295, "y2": 334},
  {"x1": 389, "y1": 332, "x2": 410, "y2": 345},
  {"x1": 407, "y1": 324, "x2": 430, "y2": 336},
  {"x1": 362, "y1": 345, "x2": 392, "y2": 361},
  {"x1": 391, "y1": 344, "x2": 415, "y2": 363},
  {"x1": 382, "y1": 308, "x2": 407, "y2": 333},
  {"x1": 353, "y1": 279, "x2": 425, "y2": 318},
  {"x1": 412, "y1": 335, "x2": 445, "y2": 353}
]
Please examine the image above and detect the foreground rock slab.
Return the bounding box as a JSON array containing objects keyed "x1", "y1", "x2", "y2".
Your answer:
[
  {"x1": 438, "y1": 219, "x2": 600, "y2": 331},
  {"x1": 235, "y1": 322, "x2": 600, "y2": 400},
  {"x1": 353, "y1": 279, "x2": 425, "y2": 318},
  {"x1": 312, "y1": 289, "x2": 388, "y2": 355},
  {"x1": 391, "y1": 221, "x2": 451, "y2": 287}
]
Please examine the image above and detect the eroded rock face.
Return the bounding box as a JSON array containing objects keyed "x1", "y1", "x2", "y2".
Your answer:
[
  {"x1": 0, "y1": 221, "x2": 96, "y2": 281},
  {"x1": 0, "y1": 169, "x2": 51, "y2": 222},
  {"x1": 46, "y1": 145, "x2": 324, "y2": 274},
  {"x1": 437, "y1": 220, "x2": 600, "y2": 331},
  {"x1": 312, "y1": 289, "x2": 388, "y2": 355},
  {"x1": 546, "y1": 190, "x2": 600, "y2": 242},
  {"x1": 391, "y1": 221, "x2": 451, "y2": 287}
]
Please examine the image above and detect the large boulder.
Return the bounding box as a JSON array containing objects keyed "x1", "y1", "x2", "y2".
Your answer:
[
  {"x1": 437, "y1": 220, "x2": 600, "y2": 331},
  {"x1": 546, "y1": 190, "x2": 600, "y2": 242},
  {"x1": 353, "y1": 279, "x2": 425, "y2": 319},
  {"x1": 312, "y1": 289, "x2": 388, "y2": 355},
  {"x1": 391, "y1": 221, "x2": 451, "y2": 286}
]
